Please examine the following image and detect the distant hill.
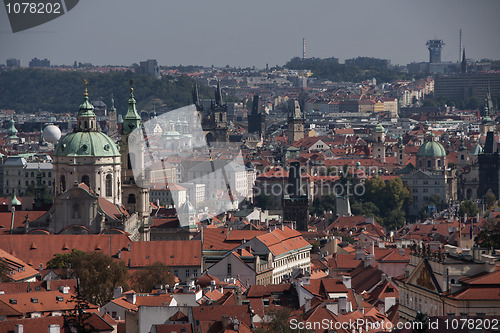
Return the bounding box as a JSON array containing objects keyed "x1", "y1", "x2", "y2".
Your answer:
[
  {"x1": 285, "y1": 57, "x2": 420, "y2": 83},
  {"x1": 0, "y1": 69, "x2": 215, "y2": 114}
]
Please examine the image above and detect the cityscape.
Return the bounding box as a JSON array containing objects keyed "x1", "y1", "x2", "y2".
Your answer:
[{"x1": 1, "y1": 10, "x2": 500, "y2": 333}]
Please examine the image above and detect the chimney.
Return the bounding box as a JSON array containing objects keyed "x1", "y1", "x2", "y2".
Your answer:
[
  {"x1": 126, "y1": 292, "x2": 136, "y2": 305},
  {"x1": 117, "y1": 249, "x2": 122, "y2": 259},
  {"x1": 14, "y1": 324, "x2": 23, "y2": 333},
  {"x1": 304, "y1": 298, "x2": 311, "y2": 312},
  {"x1": 47, "y1": 325, "x2": 60, "y2": 333},
  {"x1": 113, "y1": 286, "x2": 123, "y2": 299},
  {"x1": 61, "y1": 286, "x2": 70, "y2": 294},
  {"x1": 342, "y1": 276, "x2": 351, "y2": 289}
]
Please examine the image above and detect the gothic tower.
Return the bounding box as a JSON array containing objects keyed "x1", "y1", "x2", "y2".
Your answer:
[
  {"x1": 193, "y1": 82, "x2": 229, "y2": 144},
  {"x1": 119, "y1": 84, "x2": 151, "y2": 241},
  {"x1": 372, "y1": 123, "x2": 386, "y2": 163},
  {"x1": 248, "y1": 94, "x2": 265, "y2": 137},
  {"x1": 287, "y1": 100, "x2": 305, "y2": 145},
  {"x1": 283, "y1": 161, "x2": 309, "y2": 231}
]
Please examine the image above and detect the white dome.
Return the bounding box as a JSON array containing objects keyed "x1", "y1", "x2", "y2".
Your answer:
[{"x1": 43, "y1": 125, "x2": 62, "y2": 143}]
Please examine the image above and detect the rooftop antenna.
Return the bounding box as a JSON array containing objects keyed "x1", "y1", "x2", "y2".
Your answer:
[
  {"x1": 459, "y1": 29, "x2": 462, "y2": 63},
  {"x1": 302, "y1": 38, "x2": 306, "y2": 60}
]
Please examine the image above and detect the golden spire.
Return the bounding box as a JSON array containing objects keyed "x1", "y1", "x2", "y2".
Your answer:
[{"x1": 83, "y1": 78, "x2": 88, "y2": 96}]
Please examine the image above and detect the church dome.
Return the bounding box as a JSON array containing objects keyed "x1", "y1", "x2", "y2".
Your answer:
[
  {"x1": 417, "y1": 141, "x2": 446, "y2": 158},
  {"x1": 55, "y1": 131, "x2": 119, "y2": 157}
]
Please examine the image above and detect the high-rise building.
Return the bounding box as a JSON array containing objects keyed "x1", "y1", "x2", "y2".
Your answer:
[
  {"x1": 426, "y1": 39, "x2": 444, "y2": 63},
  {"x1": 29, "y1": 58, "x2": 50, "y2": 67},
  {"x1": 434, "y1": 72, "x2": 500, "y2": 100},
  {"x1": 136, "y1": 59, "x2": 160, "y2": 78}
]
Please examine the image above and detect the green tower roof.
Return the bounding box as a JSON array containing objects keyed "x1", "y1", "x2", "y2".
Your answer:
[
  {"x1": 78, "y1": 88, "x2": 96, "y2": 118},
  {"x1": 122, "y1": 87, "x2": 142, "y2": 134},
  {"x1": 7, "y1": 114, "x2": 18, "y2": 138},
  {"x1": 417, "y1": 141, "x2": 446, "y2": 158},
  {"x1": 374, "y1": 123, "x2": 385, "y2": 133}
]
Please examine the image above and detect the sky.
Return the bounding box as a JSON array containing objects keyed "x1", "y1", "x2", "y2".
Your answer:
[{"x1": 1, "y1": 0, "x2": 499, "y2": 68}]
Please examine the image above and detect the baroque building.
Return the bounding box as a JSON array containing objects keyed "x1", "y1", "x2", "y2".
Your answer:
[{"x1": 28, "y1": 85, "x2": 150, "y2": 240}]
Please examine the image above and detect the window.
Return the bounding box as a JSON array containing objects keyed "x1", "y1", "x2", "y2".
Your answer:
[
  {"x1": 25, "y1": 172, "x2": 28, "y2": 177},
  {"x1": 174, "y1": 269, "x2": 179, "y2": 276},
  {"x1": 31, "y1": 172, "x2": 35, "y2": 178},
  {"x1": 60, "y1": 175, "x2": 66, "y2": 192},
  {"x1": 193, "y1": 269, "x2": 198, "y2": 277},
  {"x1": 423, "y1": 180, "x2": 428, "y2": 185},
  {"x1": 105, "y1": 174, "x2": 112, "y2": 197},
  {"x1": 128, "y1": 194, "x2": 136, "y2": 204},
  {"x1": 48, "y1": 172, "x2": 51, "y2": 177},
  {"x1": 185, "y1": 269, "x2": 190, "y2": 278},
  {"x1": 227, "y1": 263, "x2": 232, "y2": 276},
  {"x1": 112, "y1": 311, "x2": 117, "y2": 319},
  {"x1": 423, "y1": 188, "x2": 428, "y2": 193},
  {"x1": 427, "y1": 160, "x2": 431, "y2": 168},
  {"x1": 81, "y1": 175, "x2": 90, "y2": 186}
]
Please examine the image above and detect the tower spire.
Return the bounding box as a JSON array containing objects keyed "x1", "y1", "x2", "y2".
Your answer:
[
  {"x1": 215, "y1": 81, "x2": 224, "y2": 106},
  {"x1": 122, "y1": 80, "x2": 142, "y2": 134}
]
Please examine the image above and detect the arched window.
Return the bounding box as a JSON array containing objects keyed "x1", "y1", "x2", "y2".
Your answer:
[
  {"x1": 31, "y1": 172, "x2": 35, "y2": 178},
  {"x1": 25, "y1": 172, "x2": 28, "y2": 177},
  {"x1": 106, "y1": 174, "x2": 112, "y2": 197},
  {"x1": 48, "y1": 172, "x2": 52, "y2": 177},
  {"x1": 42, "y1": 172, "x2": 46, "y2": 177},
  {"x1": 81, "y1": 175, "x2": 90, "y2": 187},
  {"x1": 437, "y1": 160, "x2": 441, "y2": 167},
  {"x1": 60, "y1": 175, "x2": 66, "y2": 192},
  {"x1": 128, "y1": 194, "x2": 136, "y2": 204},
  {"x1": 84, "y1": 121, "x2": 88, "y2": 129},
  {"x1": 461, "y1": 154, "x2": 464, "y2": 160}
]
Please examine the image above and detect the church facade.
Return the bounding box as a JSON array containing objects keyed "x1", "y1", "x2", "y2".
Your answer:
[{"x1": 29, "y1": 85, "x2": 151, "y2": 241}]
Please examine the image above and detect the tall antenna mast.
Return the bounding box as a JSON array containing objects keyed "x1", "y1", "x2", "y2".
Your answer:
[
  {"x1": 302, "y1": 38, "x2": 306, "y2": 60},
  {"x1": 459, "y1": 29, "x2": 462, "y2": 63}
]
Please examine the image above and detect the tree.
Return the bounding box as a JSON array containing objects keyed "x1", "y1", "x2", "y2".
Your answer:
[
  {"x1": 256, "y1": 308, "x2": 297, "y2": 333},
  {"x1": 131, "y1": 262, "x2": 175, "y2": 293},
  {"x1": 475, "y1": 219, "x2": 500, "y2": 249},
  {"x1": 47, "y1": 249, "x2": 86, "y2": 269},
  {"x1": 458, "y1": 200, "x2": 478, "y2": 218},
  {"x1": 485, "y1": 191, "x2": 497, "y2": 210},
  {"x1": 255, "y1": 193, "x2": 274, "y2": 210},
  {"x1": 46, "y1": 251, "x2": 129, "y2": 307}
]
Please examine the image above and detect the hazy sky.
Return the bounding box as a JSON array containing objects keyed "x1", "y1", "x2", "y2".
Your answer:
[{"x1": 1, "y1": 0, "x2": 499, "y2": 68}]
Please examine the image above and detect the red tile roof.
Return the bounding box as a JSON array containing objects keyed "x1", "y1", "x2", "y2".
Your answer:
[{"x1": 122, "y1": 241, "x2": 201, "y2": 267}]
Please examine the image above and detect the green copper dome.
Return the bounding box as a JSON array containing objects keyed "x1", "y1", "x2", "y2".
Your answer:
[
  {"x1": 55, "y1": 131, "x2": 120, "y2": 157},
  {"x1": 374, "y1": 123, "x2": 385, "y2": 133},
  {"x1": 7, "y1": 115, "x2": 18, "y2": 138},
  {"x1": 417, "y1": 141, "x2": 446, "y2": 158},
  {"x1": 55, "y1": 86, "x2": 119, "y2": 158}
]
